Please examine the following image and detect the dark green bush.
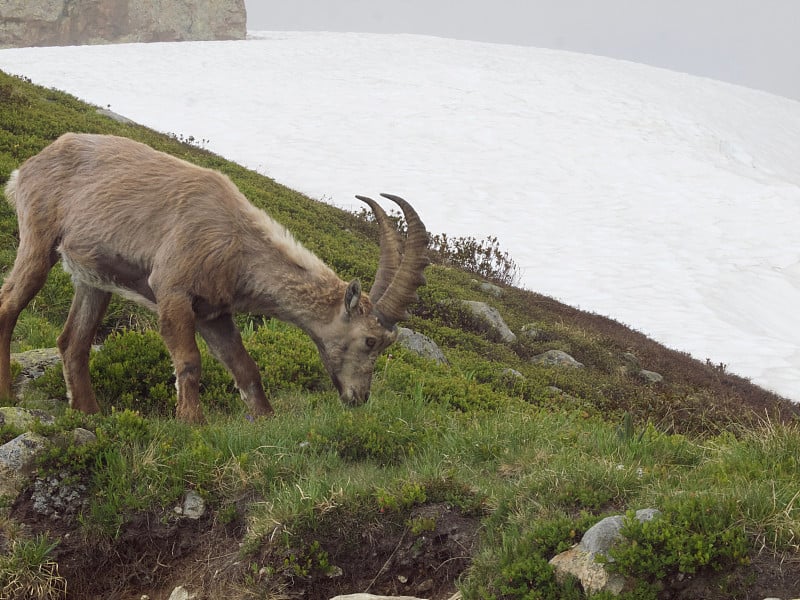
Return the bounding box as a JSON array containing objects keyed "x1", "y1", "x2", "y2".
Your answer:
[
  {"x1": 36, "y1": 408, "x2": 148, "y2": 477},
  {"x1": 604, "y1": 494, "x2": 750, "y2": 580},
  {"x1": 31, "y1": 322, "x2": 330, "y2": 415},
  {"x1": 465, "y1": 512, "x2": 599, "y2": 600},
  {"x1": 244, "y1": 321, "x2": 328, "y2": 394},
  {"x1": 89, "y1": 329, "x2": 175, "y2": 416}
]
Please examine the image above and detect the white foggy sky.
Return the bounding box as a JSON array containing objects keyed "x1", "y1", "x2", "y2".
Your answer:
[{"x1": 244, "y1": 0, "x2": 800, "y2": 101}]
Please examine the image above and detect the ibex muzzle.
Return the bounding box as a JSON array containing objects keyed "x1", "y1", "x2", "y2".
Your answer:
[{"x1": 0, "y1": 133, "x2": 429, "y2": 423}]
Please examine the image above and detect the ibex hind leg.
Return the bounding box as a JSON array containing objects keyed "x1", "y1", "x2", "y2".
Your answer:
[
  {"x1": 0, "y1": 245, "x2": 58, "y2": 400},
  {"x1": 58, "y1": 284, "x2": 111, "y2": 414}
]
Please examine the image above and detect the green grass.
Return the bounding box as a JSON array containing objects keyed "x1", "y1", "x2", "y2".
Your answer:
[
  {"x1": 1, "y1": 67, "x2": 800, "y2": 598},
  {"x1": 0, "y1": 533, "x2": 66, "y2": 600}
]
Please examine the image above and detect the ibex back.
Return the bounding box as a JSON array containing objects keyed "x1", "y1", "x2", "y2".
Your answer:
[{"x1": 0, "y1": 133, "x2": 429, "y2": 423}]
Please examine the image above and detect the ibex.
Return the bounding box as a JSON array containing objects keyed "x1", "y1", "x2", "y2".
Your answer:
[{"x1": 0, "y1": 133, "x2": 428, "y2": 423}]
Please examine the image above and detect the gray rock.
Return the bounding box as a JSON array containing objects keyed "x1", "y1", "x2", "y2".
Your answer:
[
  {"x1": 580, "y1": 509, "x2": 661, "y2": 556},
  {"x1": 396, "y1": 328, "x2": 448, "y2": 365},
  {"x1": 500, "y1": 368, "x2": 524, "y2": 380},
  {"x1": 621, "y1": 352, "x2": 640, "y2": 371},
  {"x1": 638, "y1": 369, "x2": 664, "y2": 383},
  {"x1": 471, "y1": 279, "x2": 504, "y2": 298},
  {"x1": 96, "y1": 107, "x2": 135, "y2": 124},
  {"x1": 461, "y1": 301, "x2": 516, "y2": 343},
  {"x1": 0, "y1": 431, "x2": 48, "y2": 472},
  {"x1": 0, "y1": 432, "x2": 48, "y2": 499},
  {"x1": 579, "y1": 515, "x2": 626, "y2": 555},
  {"x1": 0, "y1": 406, "x2": 55, "y2": 429},
  {"x1": 11, "y1": 347, "x2": 61, "y2": 379},
  {"x1": 181, "y1": 490, "x2": 206, "y2": 520},
  {"x1": 32, "y1": 472, "x2": 89, "y2": 520},
  {"x1": 531, "y1": 350, "x2": 584, "y2": 369},
  {"x1": 168, "y1": 586, "x2": 196, "y2": 600},
  {"x1": 0, "y1": 0, "x2": 246, "y2": 48},
  {"x1": 70, "y1": 427, "x2": 97, "y2": 446}
]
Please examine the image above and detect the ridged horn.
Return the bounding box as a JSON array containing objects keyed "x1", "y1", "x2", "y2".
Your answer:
[
  {"x1": 355, "y1": 194, "x2": 403, "y2": 303},
  {"x1": 371, "y1": 193, "x2": 430, "y2": 328}
]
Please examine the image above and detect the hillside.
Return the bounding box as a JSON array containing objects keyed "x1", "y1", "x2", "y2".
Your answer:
[
  {"x1": 1, "y1": 69, "x2": 800, "y2": 599},
  {"x1": 2, "y1": 32, "x2": 800, "y2": 401}
]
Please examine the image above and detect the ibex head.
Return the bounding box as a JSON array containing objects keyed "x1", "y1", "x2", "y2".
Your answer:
[{"x1": 312, "y1": 193, "x2": 430, "y2": 405}]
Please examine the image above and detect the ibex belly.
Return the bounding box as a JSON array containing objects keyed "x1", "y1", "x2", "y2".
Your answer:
[{"x1": 59, "y1": 245, "x2": 158, "y2": 311}]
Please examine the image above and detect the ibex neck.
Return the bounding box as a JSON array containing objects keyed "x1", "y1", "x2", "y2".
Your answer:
[{"x1": 237, "y1": 251, "x2": 347, "y2": 336}]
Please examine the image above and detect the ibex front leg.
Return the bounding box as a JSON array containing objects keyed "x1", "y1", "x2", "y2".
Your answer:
[
  {"x1": 196, "y1": 314, "x2": 274, "y2": 418},
  {"x1": 0, "y1": 244, "x2": 57, "y2": 400},
  {"x1": 58, "y1": 283, "x2": 111, "y2": 414},
  {"x1": 158, "y1": 294, "x2": 205, "y2": 424}
]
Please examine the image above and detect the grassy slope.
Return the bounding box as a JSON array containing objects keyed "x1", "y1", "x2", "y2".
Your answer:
[{"x1": 1, "y1": 70, "x2": 799, "y2": 600}]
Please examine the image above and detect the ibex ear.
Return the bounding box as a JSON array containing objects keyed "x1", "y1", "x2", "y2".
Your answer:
[{"x1": 344, "y1": 279, "x2": 362, "y2": 315}]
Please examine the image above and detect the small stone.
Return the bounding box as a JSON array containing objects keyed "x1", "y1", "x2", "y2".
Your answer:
[
  {"x1": 500, "y1": 368, "x2": 524, "y2": 380},
  {"x1": 550, "y1": 508, "x2": 661, "y2": 595},
  {"x1": 182, "y1": 490, "x2": 206, "y2": 520},
  {"x1": 531, "y1": 350, "x2": 584, "y2": 369},
  {"x1": 471, "y1": 279, "x2": 503, "y2": 297},
  {"x1": 168, "y1": 585, "x2": 195, "y2": 600},
  {"x1": 638, "y1": 369, "x2": 663, "y2": 383},
  {"x1": 397, "y1": 327, "x2": 448, "y2": 364},
  {"x1": 71, "y1": 428, "x2": 97, "y2": 446}
]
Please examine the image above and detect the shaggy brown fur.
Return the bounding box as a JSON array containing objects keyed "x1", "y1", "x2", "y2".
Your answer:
[{"x1": 0, "y1": 133, "x2": 428, "y2": 423}]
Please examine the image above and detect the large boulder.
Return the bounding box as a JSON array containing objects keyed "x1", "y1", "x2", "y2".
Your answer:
[{"x1": 0, "y1": 0, "x2": 246, "y2": 48}]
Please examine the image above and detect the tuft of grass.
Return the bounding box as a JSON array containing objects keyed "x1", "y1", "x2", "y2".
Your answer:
[{"x1": 0, "y1": 534, "x2": 67, "y2": 600}]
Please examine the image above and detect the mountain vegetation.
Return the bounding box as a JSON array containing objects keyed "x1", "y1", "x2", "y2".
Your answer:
[{"x1": 1, "y1": 69, "x2": 799, "y2": 599}]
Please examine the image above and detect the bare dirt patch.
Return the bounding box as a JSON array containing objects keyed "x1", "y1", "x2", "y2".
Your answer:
[{"x1": 7, "y1": 493, "x2": 480, "y2": 599}]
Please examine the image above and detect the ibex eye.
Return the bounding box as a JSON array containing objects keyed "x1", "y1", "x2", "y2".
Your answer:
[{"x1": 365, "y1": 337, "x2": 377, "y2": 348}]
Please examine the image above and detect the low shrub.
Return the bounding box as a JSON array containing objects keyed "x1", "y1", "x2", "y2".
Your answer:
[
  {"x1": 603, "y1": 494, "x2": 750, "y2": 580},
  {"x1": 31, "y1": 322, "x2": 329, "y2": 416},
  {"x1": 464, "y1": 512, "x2": 599, "y2": 600}
]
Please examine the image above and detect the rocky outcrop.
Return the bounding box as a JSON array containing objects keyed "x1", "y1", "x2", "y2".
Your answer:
[{"x1": 0, "y1": 0, "x2": 246, "y2": 48}]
